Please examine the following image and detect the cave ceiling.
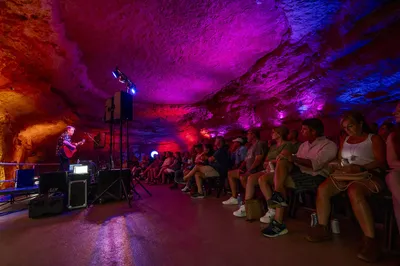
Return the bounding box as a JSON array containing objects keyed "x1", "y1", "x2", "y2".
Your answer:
[{"x1": 1, "y1": 0, "x2": 399, "y2": 146}]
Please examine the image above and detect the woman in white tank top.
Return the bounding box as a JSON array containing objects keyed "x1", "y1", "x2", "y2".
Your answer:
[{"x1": 307, "y1": 111, "x2": 387, "y2": 263}]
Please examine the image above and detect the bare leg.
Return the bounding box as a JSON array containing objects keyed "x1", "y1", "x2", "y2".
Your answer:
[
  {"x1": 195, "y1": 172, "x2": 205, "y2": 194},
  {"x1": 245, "y1": 172, "x2": 263, "y2": 200},
  {"x1": 316, "y1": 179, "x2": 341, "y2": 225},
  {"x1": 228, "y1": 170, "x2": 240, "y2": 198},
  {"x1": 183, "y1": 165, "x2": 199, "y2": 180},
  {"x1": 386, "y1": 171, "x2": 400, "y2": 230},
  {"x1": 347, "y1": 183, "x2": 375, "y2": 238},
  {"x1": 258, "y1": 173, "x2": 274, "y2": 201},
  {"x1": 273, "y1": 159, "x2": 291, "y2": 198}
]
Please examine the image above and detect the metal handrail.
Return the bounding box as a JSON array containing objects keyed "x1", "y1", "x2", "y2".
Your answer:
[{"x1": 0, "y1": 162, "x2": 59, "y2": 166}]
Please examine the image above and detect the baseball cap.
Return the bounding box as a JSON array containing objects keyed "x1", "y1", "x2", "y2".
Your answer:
[{"x1": 232, "y1": 138, "x2": 244, "y2": 144}]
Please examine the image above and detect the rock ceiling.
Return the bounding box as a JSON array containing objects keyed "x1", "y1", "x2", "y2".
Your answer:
[{"x1": 1, "y1": 0, "x2": 400, "y2": 148}]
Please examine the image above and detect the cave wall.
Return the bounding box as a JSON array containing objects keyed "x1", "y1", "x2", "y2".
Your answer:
[{"x1": 1, "y1": 0, "x2": 400, "y2": 185}]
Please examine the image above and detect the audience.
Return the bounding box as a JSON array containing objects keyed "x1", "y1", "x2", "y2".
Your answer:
[
  {"x1": 261, "y1": 118, "x2": 337, "y2": 237},
  {"x1": 190, "y1": 137, "x2": 230, "y2": 199},
  {"x1": 233, "y1": 126, "x2": 293, "y2": 218},
  {"x1": 223, "y1": 129, "x2": 267, "y2": 205},
  {"x1": 306, "y1": 112, "x2": 386, "y2": 263},
  {"x1": 133, "y1": 108, "x2": 400, "y2": 263}
]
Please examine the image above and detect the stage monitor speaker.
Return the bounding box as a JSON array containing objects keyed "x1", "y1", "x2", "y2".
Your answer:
[
  {"x1": 15, "y1": 169, "x2": 35, "y2": 188},
  {"x1": 104, "y1": 97, "x2": 114, "y2": 122},
  {"x1": 39, "y1": 171, "x2": 68, "y2": 194},
  {"x1": 113, "y1": 91, "x2": 133, "y2": 121}
]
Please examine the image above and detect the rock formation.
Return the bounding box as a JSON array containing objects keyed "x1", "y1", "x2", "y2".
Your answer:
[{"x1": 0, "y1": 0, "x2": 399, "y2": 183}]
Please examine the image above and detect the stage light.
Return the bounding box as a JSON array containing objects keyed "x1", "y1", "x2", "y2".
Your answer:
[
  {"x1": 150, "y1": 151, "x2": 158, "y2": 158},
  {"x1": 127, "y1": 82, "x2": 136, "y2": 95}
]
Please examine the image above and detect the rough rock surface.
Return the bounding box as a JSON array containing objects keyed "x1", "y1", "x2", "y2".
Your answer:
[{"x1": 0, "y1": 0, "x2": 399, "y2": 180}]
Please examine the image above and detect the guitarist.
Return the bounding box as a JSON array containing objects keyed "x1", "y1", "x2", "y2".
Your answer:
[{"x1": 56, "y1": 126, "x2": 77, "y2": 171}]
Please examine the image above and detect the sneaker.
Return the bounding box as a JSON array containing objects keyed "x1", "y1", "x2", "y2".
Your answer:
[
  {"x1": 261, "y1": 220, "x2": 288, "y2": 237},
  {"x1": 306, "y1": 224, "x2": 332, "y2": 242},
  {"x1": 357, "y1": 236, "x2": 381, "y2": 263},
  {"x1": 268, "y1": 192, "x2": 288, "y2": 208},
  {"x1": 181, "y1": 186, "x2": 190, "y2": 193},
  {"x1": 191, "y1": 192, "x2": 205, "y2": 199},
  {"x1": 233, "y1": 205, "x2": 246, "y2": 217},
  {"x1": 260, "y1": 209, "x2": 276, "y2": 224},
  {"x1": 222, "y1": 197, "x2": 239, "y2": 205}
]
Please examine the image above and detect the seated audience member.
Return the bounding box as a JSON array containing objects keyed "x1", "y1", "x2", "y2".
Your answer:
[
  {"x1": 233, "y1": 126, "x2": 292, "y2": 217},
  {"x1": 142, "y1": 155, "x2": 162, "y2": 184},
  {"x1": 191, "y1": 137, "x2": 230, "y2": 199},
  {"x1": 306, "y1": 112, "x2": 386, "y2": 263},
  {"x1": 180, "y1": 145, "x2": 203, "y2": 192},
  {"x1": 260, "y1": 118, "x2": 337, "y2": 237},
  {"x1": 182, "y1": 144, "x2": 215, "y2": 181},
  {"x1": 222, "y1": 129, "x2": 267, "y2": 205},
  {"x1": 231, "y1": 137, "x2": 247, "y2": 169},
  {"x1": 288, "y1": 129, "x2": 301, "y2": 153},
  {"x1": 385, "y1": 103, "x2": 400, "y2": 246},
  {"x1": 155, "y1": 151, "x2": 174, "y2": 182},
  {"x1": 162, "y1": 152, "x2": 182, "y2": 183},
  {"x1": 170, "y1": 151, "x2": 190, "y2": 189},
  {"x1": 378, "y1": 121, "x2": 395, "y2": 142}
]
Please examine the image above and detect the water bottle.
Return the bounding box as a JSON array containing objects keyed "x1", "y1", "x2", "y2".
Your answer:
[
  {"x1": 310, "y1": 212, "x2": 318, "y2": 227},
  {"x1": 237, "y1": 193, "x2": 243, "y2": 206},
  {"x1": 77, "y1": 159, "x2": 80, "y2": 164},
  {"x1": 331, "y1": 219, "x2": 340, "y2": 234}
]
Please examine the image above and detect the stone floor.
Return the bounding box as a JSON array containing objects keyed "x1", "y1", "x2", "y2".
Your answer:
[{"x1": 0, "y1": 185, "x2": 399, "y2": 266}]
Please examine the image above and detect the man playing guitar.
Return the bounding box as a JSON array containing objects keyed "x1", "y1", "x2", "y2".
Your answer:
[{"x1": 56, "y1": 126, "x2": 78, "y2": 171}]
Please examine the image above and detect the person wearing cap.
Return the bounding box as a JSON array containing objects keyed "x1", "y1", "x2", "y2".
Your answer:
[
  {"x1": 232, "y1": 126, "x2": 293, "y2": 218},
  {"x1": 222, "y1": 129, "x2": 267, "y2": 205},
  {"x1": 232, "y1": 137, "x2": 247, "y2": 169}
]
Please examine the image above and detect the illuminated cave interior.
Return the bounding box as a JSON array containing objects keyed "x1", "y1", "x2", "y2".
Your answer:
[{"x1": 0, "y1": 0, "x2": 399, "y2": 184}]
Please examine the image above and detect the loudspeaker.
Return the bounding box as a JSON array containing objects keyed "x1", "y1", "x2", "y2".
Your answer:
[
  {"x1": 104, "y1": 97, "x2": 114, "y2": 122},
  {"x1": 15, "y1": 169, "x2": 35, "y2": 188},
  {"x1": 39, "y1": 171, "x2": 68, "y2": 194},
  {"x1": 113, "y1": 91, "x2": 133, "y2": 121}
]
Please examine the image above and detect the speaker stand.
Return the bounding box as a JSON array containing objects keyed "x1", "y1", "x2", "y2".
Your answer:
[{"x1": 90, "y1": 119, "x2": 131, "y2": 207}]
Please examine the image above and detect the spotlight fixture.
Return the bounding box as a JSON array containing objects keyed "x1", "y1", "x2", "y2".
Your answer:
[{"x1": 111, "y1": 67, "x2": 137, "y2": 95}]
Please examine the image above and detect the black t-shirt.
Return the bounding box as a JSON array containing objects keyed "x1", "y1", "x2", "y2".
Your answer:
[{"x1": 210, "y1": 146, "x2": 230, "y2": 174}]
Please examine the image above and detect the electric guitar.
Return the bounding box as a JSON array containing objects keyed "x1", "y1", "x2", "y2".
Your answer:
[{"x1": 63, "y1": 139, "x2": 86, "y2": 159}]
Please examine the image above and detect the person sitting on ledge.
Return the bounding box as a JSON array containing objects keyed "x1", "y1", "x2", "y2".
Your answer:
[
  {"x1": 260, "y1": 118, "x2": 337, "y2": 237},
  {"x1": 190, "y1": 137, "x2": 230, "y2": 199},
  {"x1": 222, "y1": 129, "x2": 267, "y2": 205},
  {"x1": 306, "y1": 112, "x2": 386, "y2": 263},
  {"x1": 233, "y1": 126, "x2": 293, "y2": 218}
]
